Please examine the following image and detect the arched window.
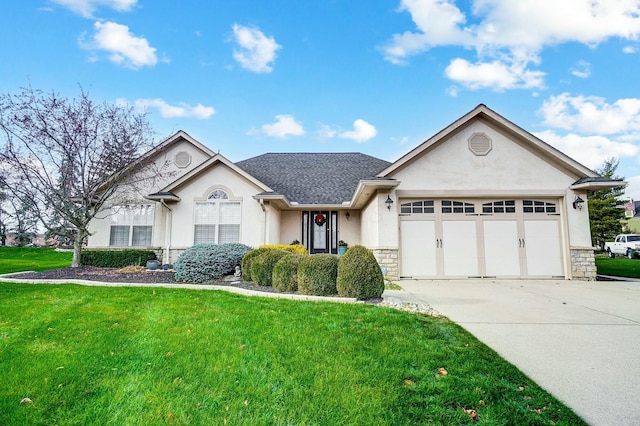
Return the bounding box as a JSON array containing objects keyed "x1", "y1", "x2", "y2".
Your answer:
[
  {"x1": 194, "y1": 189, "x2": 241, "y2": 244},
  {"x1": 208, "y1": 189, "x2": 228, "y2": 200}
]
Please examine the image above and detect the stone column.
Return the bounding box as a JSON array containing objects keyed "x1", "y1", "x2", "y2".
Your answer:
[
  {"x1": 370, "y1": 248, "x2": 399, "y2": 280},
  {"x1": 570, "y1": 246, "x2": 597, "y2": 281}
]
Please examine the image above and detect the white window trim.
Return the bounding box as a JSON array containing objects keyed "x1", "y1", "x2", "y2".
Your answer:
[
  {"x1": 109, "y1": 204, "x2": 155, "y2": 247},
  {"x1": 193, "y1": 189, "x2": 241, "y2": 244}
]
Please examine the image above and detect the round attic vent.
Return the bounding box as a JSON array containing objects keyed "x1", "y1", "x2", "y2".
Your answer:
[
  {"x1": 174, "y1": 151, "x2": 192, "y2": 168},
  {"x1": 468, "y1": 133, "x2": 492, "y2": 156}
]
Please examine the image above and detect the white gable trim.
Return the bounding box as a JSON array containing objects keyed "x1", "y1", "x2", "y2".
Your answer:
[
  {"x1": 378, "y1": 104, "x2": 598, "y2": 179},
  {"x1": 161, "y1": 153, "x2": 272, "y2": 194}
]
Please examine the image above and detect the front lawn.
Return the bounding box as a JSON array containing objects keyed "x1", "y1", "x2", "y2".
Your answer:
[
  {"x1": 595, "y1": 256, "x2": 640, "y2": 278},
  {"x1": 0, "y1": 284, "x2": 584, "y2": 425},
  {"x1": 0, "y1": 247, "x2": 72, "y2": 274}
]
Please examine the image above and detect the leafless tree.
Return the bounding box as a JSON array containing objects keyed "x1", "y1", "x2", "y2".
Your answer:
[{"x1": 0, "y1": 85, "x2": 166, "y2": 266}]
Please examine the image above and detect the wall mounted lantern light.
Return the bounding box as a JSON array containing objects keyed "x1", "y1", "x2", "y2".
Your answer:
[
  {"x1": 345, "y1": 212, "x2": 351, "y2": 221},
  {"x1": 385, "y1": 195, "x2": 394, "y2": 211},
  {"x1": 573, "y1": 195, "x2": 585, "y2": 210}
]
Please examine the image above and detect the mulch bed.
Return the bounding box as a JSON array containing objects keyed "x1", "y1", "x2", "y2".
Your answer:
[
  {"x1": 7, "y1": 267, "x2": 387, "y2": 304},
  {"x1": 7, "y1": 266, "x2": 278, "y2": 293}
]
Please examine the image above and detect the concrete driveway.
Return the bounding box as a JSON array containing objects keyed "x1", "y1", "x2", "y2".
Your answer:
[{"x1": 384, "y1": 279, "x2": 640, "y2": 426}]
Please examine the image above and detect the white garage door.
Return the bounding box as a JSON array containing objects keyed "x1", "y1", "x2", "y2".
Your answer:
[
  {"x1": 400, "y1": 220, "x2": 437, "y2": 277},
  {"x1": 483, "y1": 220, "x2": 520, "y2": 276},
  {"x1": 399, "y1": 199, "x2": 564, "y2": 279}
]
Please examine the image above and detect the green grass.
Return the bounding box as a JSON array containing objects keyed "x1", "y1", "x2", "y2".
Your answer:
[
  {"x1": 0, "y1": 247, "x2": 73, "y2": 274},
  {"x1": 0, "y1": 284, "x2": 585, "y2": 425},
  {"x1": 595, "y1": 256, "x2": 640, "y2": 278}
]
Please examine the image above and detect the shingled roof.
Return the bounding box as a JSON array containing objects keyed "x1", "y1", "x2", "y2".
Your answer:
[{"x1": 236, "y1": 153, "x2": 392, "y2": 204}]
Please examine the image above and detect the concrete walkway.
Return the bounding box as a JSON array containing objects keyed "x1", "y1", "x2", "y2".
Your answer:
[{"x1": 384, "y1": 279, "x2": 640, "y2": 426}]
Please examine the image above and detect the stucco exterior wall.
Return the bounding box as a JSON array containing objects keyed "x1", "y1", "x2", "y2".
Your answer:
[
  {"x1": 336, "y1": 210, "x2": 361, "y2": 246},
  {"x1": 390, "y1": 120, "x2": 578, "y2": 193},
  {"x1": 167, "y1": 163, "x2": 265, "y2": 249},
  {"x1": 360, "y1": 195, "x2": 379, "y2": 247},
  {"x1": 264, "y1": 204, "x2": 281, "y2": 245},
  {"x1": 87, "y1": 137, "x2": 211, "y2": 248},
  {"x1": 279, "y1": 211, "x2": 301, "y2": 245}
]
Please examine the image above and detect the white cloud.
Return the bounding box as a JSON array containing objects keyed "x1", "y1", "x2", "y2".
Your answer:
[
  {"x1": 261, "y1": 115, "x2": 305, "y2": 138},
  {"x1": 231, "y1": 24, "x2": 281, "y2": 73},
  {"x1": 316, "y1": 124, "x2": 338, "y2": 140},
  {"x1": 624, "y1": 175, "x2": 640, "y2": 200},
  {"x1": 570, "y1": 60, "x2": 591, "y2": 78},
  {"x1": 623, "y1": 45, "x2": 638, "y2": 54},
  {"x1": 81, "y1": 21, "x2": 157, "y2": 69},
  {"x1": 445, "y1": 58, "x2": 545, "y2": 91},
  {"x1": 52, "y1": 0, "x2": 137, "y2": 18},
  {"x1": 535, "y1": 130, "x2": 639, "y2": 170},
  {"x1": 133, "y1": 98, "x2": 215, "y2": 119},
  {"x1": 383, "y1": 0, "x2": 640, "y2": 90},
  {"x1": 540, "y1": 93, "x2": 640, "y2": 135},
  {"x1": 339, "y1": 119, "x2": 377, "y2": 143}
]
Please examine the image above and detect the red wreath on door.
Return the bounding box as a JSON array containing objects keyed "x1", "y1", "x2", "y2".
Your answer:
[{"x1": 314, "y1": 213, "x2": 326, "y2": 226}]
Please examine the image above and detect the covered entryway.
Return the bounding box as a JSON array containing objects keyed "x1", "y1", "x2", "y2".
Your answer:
[
  {"x1": 302, "y1": 211, "x2": 338, "y2": 254},
  {"x1": 399, "y1": 199, "x2": 564, "y2": 279}
]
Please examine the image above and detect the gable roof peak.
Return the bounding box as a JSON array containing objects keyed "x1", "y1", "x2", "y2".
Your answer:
[{"x1": 378, "y1": 104, "x2": 598, "y2": 179}]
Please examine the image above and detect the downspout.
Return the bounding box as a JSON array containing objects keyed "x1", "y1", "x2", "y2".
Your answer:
[
  {"x1": 259, "y1": 199, "x2": 267, "y2": 246},
  {"x1": 160, "y1": 199, "x2": 172, "y2": 265}
]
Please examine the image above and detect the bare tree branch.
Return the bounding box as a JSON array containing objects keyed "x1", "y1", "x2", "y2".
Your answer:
[{"x1": 0, "y1": 85, "x2": 167, "y2": 266}]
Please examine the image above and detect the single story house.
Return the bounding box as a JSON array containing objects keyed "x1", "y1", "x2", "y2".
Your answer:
[{"x1": 87, "y1": 104, "x2": 620, "y2": 280}]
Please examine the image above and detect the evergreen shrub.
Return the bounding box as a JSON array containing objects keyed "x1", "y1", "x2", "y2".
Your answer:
[
  {"x1": 241, "y1": 248, "x2": 271, "y2": 281},
  {"x1": 250, "y1": 250, "x2": 290, "y2": 286},
  {"x1": 272, "y1": 253, "x2": 305, "y2": 293},
  {"x1": 297, "y1": 254, "x2": 338, "y2": 296},
  {"x1": 174, "y1": 243, "x2": 252, "y2": 283},
  {"x1": 81, "y1": 249, "x2": 157, "y2": 268},
  {"x1": 259, "y1": 244, "x2": 308, "y2": 255},
  {"x1": 337, "y1": 245, "x2": 384, "y2": 299}
]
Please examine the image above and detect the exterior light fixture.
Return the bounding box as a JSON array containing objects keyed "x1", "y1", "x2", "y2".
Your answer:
[
  {"x1": 345, "y1": 212, "x2": 350, "y2": 220},
  {"x1": 385, "y1": 195, "x2": 394, "y2": 211},
  {"x1": 573, "y1": 195, "x2": 585, "y2": 210}
]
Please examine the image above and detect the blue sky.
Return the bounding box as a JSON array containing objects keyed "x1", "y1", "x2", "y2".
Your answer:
[{"x1": 3, "y1": 1, "x2": 640, "y2": 198}]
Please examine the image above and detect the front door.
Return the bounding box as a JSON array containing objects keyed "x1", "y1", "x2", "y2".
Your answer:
[{"x1": 303, "y1": 211, "x2": 337, "y2": 254}]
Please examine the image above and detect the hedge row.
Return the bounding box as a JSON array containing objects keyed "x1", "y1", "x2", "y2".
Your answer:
[
  {"x1": 241, "y1": 245, "x2": 384, "y2": 299},
  {"x1": 81, "y1": 249, "x2": 157, "y2": 268}
]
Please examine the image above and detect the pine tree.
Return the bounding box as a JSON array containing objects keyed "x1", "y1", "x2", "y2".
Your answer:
[{"x1": 588, "y1": 158, "x2": 626, "y2": 249}]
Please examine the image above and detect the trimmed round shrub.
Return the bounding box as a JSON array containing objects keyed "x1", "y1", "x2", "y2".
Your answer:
[
  {"x1": 337, "y1": 245, "x2": 384, "y2": 299},
  {"x1": 297, "y1": 254, "x2": 338, "y2": 296},
  {"x1": 241, "y1": 248, "x2": 270, "y2": 281},
  {"x1": 250, "y1": 250, "x2": 291, "y2": 286},
  {"x1": 174, "y1": 243, "x2": 252, "y2": 283},
  {"x1": 272, "y1": 253, "x2": 305, "y2": 293}
]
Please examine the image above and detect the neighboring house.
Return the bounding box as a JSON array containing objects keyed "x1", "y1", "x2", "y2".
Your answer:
[
  {"x1": 87, "y1": 104, "x2": 621, "y2": 280},
  {"x1": 622, "y1": 201, "x2": 640, "y2": 232},
  {"x1": 4, "y1": 232, "x2": 46, "y2": 246}
]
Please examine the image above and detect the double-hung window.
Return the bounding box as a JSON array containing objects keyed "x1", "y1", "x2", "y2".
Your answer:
[
  {"x1": 194, "y1": 190, "x2": 241, "y2": 244},
  {"x1": 109, "y1": 204, "x2": 154, "y2": 246}
]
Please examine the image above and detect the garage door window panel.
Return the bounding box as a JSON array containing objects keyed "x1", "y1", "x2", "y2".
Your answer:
[
  {"x1": 483, "y1": 200, "x2": 516, "y2": 214},
  {"x1": 400, "y1": 200, "x2": 434, "y2": 214},
  {"x1": 442, "y1": 200, "x2": 475, "y2": 214},
  {"x1": 523, "y1": 200, "x2": 557, "y2": 214}
]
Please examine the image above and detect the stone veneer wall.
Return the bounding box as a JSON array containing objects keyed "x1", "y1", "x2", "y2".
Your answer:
[
  {"x1": 570, "y1": 247, "x2": 597, "y2": 281},
  {"x1": 370, "y1": 248, "x2": 399, "y2": 280}
]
